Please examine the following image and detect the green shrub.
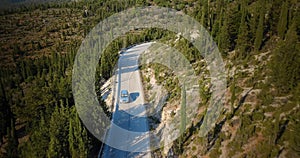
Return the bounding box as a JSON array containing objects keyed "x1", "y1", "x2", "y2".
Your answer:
[{"x1": 252, "y1": 111, "x2": 264, "y2": 121}]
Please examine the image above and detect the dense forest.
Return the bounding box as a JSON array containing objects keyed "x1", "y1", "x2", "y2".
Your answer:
[{"x1": 0, "y1": 0, "x2": 299, "y2": 157}]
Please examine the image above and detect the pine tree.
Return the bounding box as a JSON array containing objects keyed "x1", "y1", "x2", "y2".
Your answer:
[
  {"x1": 28, "y1": 112, "x2": 50, "y2": 157},
  {"x1": 270, "y1": 18, "x2": 300, "y2": 94},
  {"x1": 277, "y1": 1, "x2": 289, "y2": 39},
  {"x1": 68, "y1": 111, "x2": 76, "y2": 157},
  {"x1": 254, "y1": 0, "x2": 265, "y2": 51},
  {"x1": 218, "y1": 12, "x2": 230, "y2": 55},
  {"x1": 199, "y1": 0, "x2": 208, "y2": 29},
  {"x1": 236, "y1": 0, "x2": 250, "y2": 57},
  {"x1": 47, "y1": 103, "x2": 70, "y2": 158},
  {"x1": 218, "y1": 1, "x2": 243, "y2": 53},
  {"x1": 211, "y1": 0, "x2": 223, "y2": 39},
  {"x1": 6, "y1": 119, "x2": 18, "y2": 158},
  {"x1": 68, "y1": 107, "x2": 88, "y2": 157}
]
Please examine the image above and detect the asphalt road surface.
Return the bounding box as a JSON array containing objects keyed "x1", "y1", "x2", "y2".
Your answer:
[{"x1": 101, "y1": 43, "x2": 153, "y2": 158}]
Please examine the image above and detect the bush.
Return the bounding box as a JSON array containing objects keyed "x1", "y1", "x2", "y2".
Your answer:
[{"x1": 252, "y1": 110, "x2": 264, "y2": 121}]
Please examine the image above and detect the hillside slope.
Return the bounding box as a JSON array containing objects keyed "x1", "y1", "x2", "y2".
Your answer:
[{"x1": 0, "y1": 0, "x2": 299, "y2": 157}]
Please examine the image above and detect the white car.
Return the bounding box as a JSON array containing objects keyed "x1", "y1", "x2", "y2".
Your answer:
[{"x1": 120, "y1": 90, "x2": 129, "y2": 103}]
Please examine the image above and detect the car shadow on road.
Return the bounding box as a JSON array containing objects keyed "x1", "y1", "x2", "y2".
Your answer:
[{"x1": 130, "y1": 92, "x2": 139, "y2": 102}]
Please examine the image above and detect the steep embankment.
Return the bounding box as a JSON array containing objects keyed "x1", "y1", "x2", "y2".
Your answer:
[{"x1": 140, "y1": 32, "x2": 299, "y2": 157}]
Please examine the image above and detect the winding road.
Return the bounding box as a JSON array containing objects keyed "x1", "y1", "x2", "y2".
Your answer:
[{"x1": 100, "y1": 43, "x2": 152, "y2": 158}]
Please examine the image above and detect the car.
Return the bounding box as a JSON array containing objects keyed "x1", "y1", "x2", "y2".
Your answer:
[{"x1": 120, "y1": 90, "x2": 130, "y2": 103}]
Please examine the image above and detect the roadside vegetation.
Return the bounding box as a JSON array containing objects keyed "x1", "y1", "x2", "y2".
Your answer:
[{"x1": 0, "y1": 0, "x2": 299, "y2": 157}]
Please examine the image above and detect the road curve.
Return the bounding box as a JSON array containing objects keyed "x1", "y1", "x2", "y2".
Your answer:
[{"x1": 101, "y1": 43, "x2": 152, "y2": 158}]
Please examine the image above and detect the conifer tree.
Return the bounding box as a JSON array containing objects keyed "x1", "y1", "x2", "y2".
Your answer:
[
  {"x1": 277, "y1": 1, "x2": 289, "y2": 39},
  {"x1": 200, "y1": 0, "x2": 208, "y2": 29},
  {"x1": 68, "y1": 116, "x2": 75, "y2": 156},
  {"x1": 254, "y1": 0, "x2": 265, "y2": 51},
  {"x1": 6, "y1": 119, "x2": 18, "y2": 158},
  {"x1": 68, "y1": 107, "x2": 88, "y2": 157},
  {"x1": 218, "y1": 13, "x2": 230, "y2": 55},
  {"x1": 270, "y1": 18, "x2": 300, "y2": 94},
  {"x1": 236, "y1": 0, "x2": 250, "y2": 57},
  {"x1": 28, "y1": 112, "x2": 50, "y2": 157},
  {"x1": 47, "y1": 103, "x2": 70, "y2": 158}
]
